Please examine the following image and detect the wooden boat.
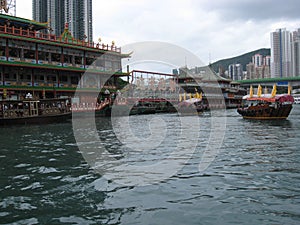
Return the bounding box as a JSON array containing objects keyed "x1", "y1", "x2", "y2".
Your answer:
[
  {"x1": 237, "y1": 85, "x2": 294, "y2": 120},
  {"x1": 111, "y1": 97, "x2": 177, "y2": 116},
  {"x1": 177, "y1": 98, "x2": 207, "y2": 116},
  {"x1": 129, "y1": 103, "x2": 157, "y2": 115},
  {"x1": 0, "y1": 98, "x2": 71, "y2": 125},
  {"x1": 71, "y1": 99, "x2": 111, "y2": 117}
]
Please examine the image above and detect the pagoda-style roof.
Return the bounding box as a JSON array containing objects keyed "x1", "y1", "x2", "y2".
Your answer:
[
  {"x1": 179, "y1": 66, "x2": 232, "y2": 83},
  {"x1": 60, "y1": 23, "x2": 75, "y2": 42},
  {"x1": 0, "y1": 14, "x2": 48, "y2": 31}
]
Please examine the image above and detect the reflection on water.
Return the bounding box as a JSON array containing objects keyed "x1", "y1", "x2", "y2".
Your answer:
[{"x1": 1, "y1": 106, "x2": 300, "y2": 224}]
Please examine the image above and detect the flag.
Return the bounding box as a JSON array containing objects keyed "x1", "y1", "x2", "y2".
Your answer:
[
  {"x1": 249, "y1": 85, "x2": 253, "y2": 98},
  {"x1": 288, "y1": 84, "x2": 292, "y2": 95},
  {"x1": 271, "y1": 84, "x2": 277, "y2": 97},
  {"x1": 257, "y1": 85, "x2": 262, "y2": 97}
]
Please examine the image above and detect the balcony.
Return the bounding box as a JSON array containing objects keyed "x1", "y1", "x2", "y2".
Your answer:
[{"x1": 0, "y1": 25, "x2": 122, "y2": 53}]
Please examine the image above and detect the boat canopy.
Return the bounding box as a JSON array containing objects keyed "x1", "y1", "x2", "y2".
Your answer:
[
  {"x1": 178, "y1": 98, "x2": 202, "y2": 106},
  {"x1": 243, "y1": 94, "x2": 294, "y2": 103}
]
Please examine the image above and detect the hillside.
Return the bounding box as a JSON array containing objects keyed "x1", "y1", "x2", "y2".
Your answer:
[{"x1": 210, "y1": 48, "x2": 270, "y2": 73}]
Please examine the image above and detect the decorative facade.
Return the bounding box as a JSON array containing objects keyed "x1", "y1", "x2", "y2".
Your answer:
[{"x1": 0, "y1": 14, "x2": 128, "y2": 101}]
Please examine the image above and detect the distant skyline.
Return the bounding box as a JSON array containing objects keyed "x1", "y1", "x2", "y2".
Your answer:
[
  {"x1": 32, "y1": 0, "x2": 93, "y2": 42},
  {"x1": 14, "y1": 0, "x2": 300, "y2": 66}
]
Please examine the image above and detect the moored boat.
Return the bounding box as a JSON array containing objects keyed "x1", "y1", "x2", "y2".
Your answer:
[
  {"x1": 237, "y1": 85, "x2": 294, "y2": 120},
  {"x1": 71, "y1": 99, "x2": 111, "y2": 117},
  {"x1": 293, "y1": 94, "x2": 300, "y2": 104},
  {"x1": 177, "y1": 97, "x2": 207, "y2": 116},
  {"x1": 0, "y1": 97, "x2": 71, "y2": 125}
]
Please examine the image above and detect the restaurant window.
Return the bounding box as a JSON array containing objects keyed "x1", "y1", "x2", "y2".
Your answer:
[
  {"x1": 75, "y1": 56, "x2": 83, "y2": 65},
  {"x1": 24, "y1": 49, "x2": 35, "y2": 59},
  {"x1": 51, "y1": 53, "x2": 61, "y2": 63},
  {"x1": 60, "y1": 75, "x2": 68, "y2": 83},
  {"x1": 9, "y1": 47, "x2": 20, "y2": 58},
  {"x1": 71, "y1": 76, "x2": 79, "y2": 85},
  {"x1": 86, "y1": 57, "x2": 94, "y2": 65},
  {"x1": 0, "y1": 46, "x2": 5, "y2": 56}
]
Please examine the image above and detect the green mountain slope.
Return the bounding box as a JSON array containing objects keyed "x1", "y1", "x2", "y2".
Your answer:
[{"x1": 210, "y1": 48, "x2": 270, "y2": 73}]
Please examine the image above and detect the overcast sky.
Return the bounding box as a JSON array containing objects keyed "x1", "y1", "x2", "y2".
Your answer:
[{"x1": 15, "y1": 0, "x2": 300, "y2": 66}]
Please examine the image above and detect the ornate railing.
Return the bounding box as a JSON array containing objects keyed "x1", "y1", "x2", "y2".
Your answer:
[{"x1": 0, "y1": 25, "x2": 121, "y2": 53}]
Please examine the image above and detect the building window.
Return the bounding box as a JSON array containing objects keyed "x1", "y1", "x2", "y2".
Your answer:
[
  {"x1": 71, "y1": 76, "x2": 79, "y2": 85},
  {"x1": 0, "y1": 46, "x2": 5, "y2": 56},
  {"x1": 51, "y1": 53, "x2": 61, "y2": 63},
  {"x1": 9, "y1": 48, "x2": 20, "y2": 58},
  {"x1": 24, "y1": 49, "x2": 35, "y2": 59},
  {"x1": 75, "y1": 56, "x2": 83, "y2": 65},
  {"x1": 60, "y1": 75, "x2": 68, "y2": 83}
]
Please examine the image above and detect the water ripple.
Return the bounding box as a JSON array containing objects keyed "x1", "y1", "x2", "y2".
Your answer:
[{"x1": 1, "y1": 108, "x2": 300, "y2": 224}]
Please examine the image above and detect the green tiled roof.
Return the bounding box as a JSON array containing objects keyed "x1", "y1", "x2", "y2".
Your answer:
[
  {"x1": 0, "y1": 14, "x2": 48, "y2": 30},
  {"x1": 237, "y1": 76, "x2": 300, "y2": 84}
]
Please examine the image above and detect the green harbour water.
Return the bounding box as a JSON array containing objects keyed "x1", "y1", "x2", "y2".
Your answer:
[{"x1": 1, "y1": 106, "x2": 300, "y2": 224}]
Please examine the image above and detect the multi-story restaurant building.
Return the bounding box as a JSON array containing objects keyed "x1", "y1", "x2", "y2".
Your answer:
[
  {"x1": 32, "y1": 0, "x2": 93, "y2": 42},
  {"x1": 177, "y1": 66, "x2": 246, "y2": 108},
  {"x1": 0, "y1": 13, "x2": 129, "y2": 101},
  {"x1": 270, "y1": 28, "x2": 292, "y2": 78}
]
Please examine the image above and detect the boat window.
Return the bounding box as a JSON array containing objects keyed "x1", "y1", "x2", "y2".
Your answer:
[{"x1": 24, "y1": 103, "x2": 29, "y2": 109}]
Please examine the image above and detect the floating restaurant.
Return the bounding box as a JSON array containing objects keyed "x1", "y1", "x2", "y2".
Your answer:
[
  {"x1": 176, "y1": 66, "x2": 247, "y2": 109},
  {"x1": 0, "y1": 13, "x2": 130, "y2": 103},
  {"x1": 0, "y1": 11, "x2": 246, "y2": 116}
]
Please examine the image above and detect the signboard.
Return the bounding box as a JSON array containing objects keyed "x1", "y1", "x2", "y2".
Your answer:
[{"x1": 277, "y1": 81, "x2": 288, "y2": 86}]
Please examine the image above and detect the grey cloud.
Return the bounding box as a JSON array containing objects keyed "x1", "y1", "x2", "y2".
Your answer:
[{"x1": 199, "y1": 0, "x2": 299, "y2": 21}]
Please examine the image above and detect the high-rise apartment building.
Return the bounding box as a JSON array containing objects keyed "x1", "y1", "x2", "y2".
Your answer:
[
  {"x1": 252, "y1": 54, "x2": 263, "y2": 67},
  {"x1": 32, "y1": 0, "x2": 47, "y2": 23},
  {"x1": 292, "y1": 29, "x2": 300, "y2": 77},
  {"x1": 32, "y1": 0, "x2": 93, "y2": 42},
  {"x1": 270, "y1": 28, "x2": 292, "y2": 78},
  {"x1": 263, "y1": 56, "x2": 271, "y2": 67},
  {"x1": 228, "y1": 64, "x2": 243, "y2": 80}
]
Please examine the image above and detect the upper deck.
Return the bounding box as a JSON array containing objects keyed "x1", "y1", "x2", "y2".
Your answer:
[
  {"x1": 0, "y1": 14, "x2": 122, "y2": 54},
  {"x1": 0, "y1": 14, "x2": 129, "y2": 98}
]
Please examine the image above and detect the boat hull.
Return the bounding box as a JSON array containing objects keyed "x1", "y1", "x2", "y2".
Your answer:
[
  {"x1": 0, "y1": 112, "x2": 71, "y2": 125},
  {"x1": 237, "y1": 104, "x2": 293, "y2": 120}
]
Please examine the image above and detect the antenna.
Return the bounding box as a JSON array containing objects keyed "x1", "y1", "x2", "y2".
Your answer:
[{"x1": 0, "y1": 0, "x2": 16, "y2": 16}]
